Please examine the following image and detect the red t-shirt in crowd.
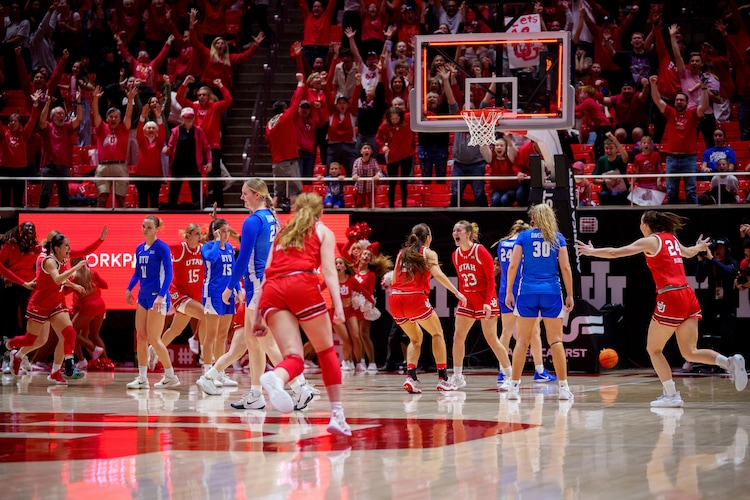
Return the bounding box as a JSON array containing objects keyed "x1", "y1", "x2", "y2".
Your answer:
[
  {"x1": 95, "y1": 122, "x2": 129, "y2": 162},
  {"x1": 663, "y1": 106, "x2": 700, "y2": 155},
  {"x1": 40, "y1": 121, "x2": 76, "y2": 167}
]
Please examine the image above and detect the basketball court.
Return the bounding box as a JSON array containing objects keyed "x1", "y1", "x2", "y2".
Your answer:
[{"x1": 1, "y1": 368, "x2": 748, "y2": 497}]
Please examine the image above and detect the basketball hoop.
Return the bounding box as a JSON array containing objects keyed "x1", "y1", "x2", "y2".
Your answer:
[{"x1": 461, "y1": 109, "x2": 503, "y2": 146}]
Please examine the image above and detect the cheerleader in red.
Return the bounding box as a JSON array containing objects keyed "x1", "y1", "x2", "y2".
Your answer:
[
  {"x1": 576, "y1": 210, "x2": 748, "y2": 407},
  {"x1": 333, "y1": 256, "x2": 371, "y2": 371},
  {"x1": 6, "y1": 233, "x2": 88, "y2": 382},
  {"x1": 160, "y1": 223, "x2": 206, "y2": 366},
  {"x1": 450, "y1": 220, "x2": 511, "y2": 389},
  {"x1": 254, "y1": 193, "x2": 351, "y2": 436},
  {"x1": 71, "y1": 263, "x2": 108, "y2": 367},
  {"x1": 389, "y1": 223, "x2": 467, "y2": 394},
  {"x1": 354, "y1": 245, "x2": 391, "y2": 371}
]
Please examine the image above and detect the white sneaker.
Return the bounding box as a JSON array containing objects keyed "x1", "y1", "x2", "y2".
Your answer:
[
  {"x1": 154, "y1": 375, "x2": 180, "y2": 388},
  {"x1": 507, "y1": 386, "x2": 520, "y2": 400},
  {"x1": 403, "y1": 377, "x2": 421, "y2": 394},
  {"x1": 126, "y1": 376, "x2": 149, "y2": 390},
  {"x1": 292, "y1": 384, "x2": 314, "y2": 410},
  {"x1": 76, "y1": 359, "x2": 88, "y2": 371},
  {"x1": 728, "y1": 354, "x2": 748, "y2": 391},
  {"x1": 558, "y1": 386, "x2": 574, "y2": 401},
  {"x1": 20, "y1": 355, "x2": 32, "y2": 373},
  {"x1": 650, "y1": 391, "x2": 684, "y2": 408},
  {"x1": 498, "y1": 379, "x2": 511, "y2": 392},
  {"x1": 449, "y1": 374, "x2": 467, "y2": 389},
  {"x1": 436, "y1": 378, "x2": 457, "y2": 392},
  {"x1": 304, "y1": 381, "x2": 321, "y2": 395},
  {"x1": 196, "y1": 375, "x2": 221, "y2": 395},
  {"x1": 355, "y1": 361, "x2": 367, "y2": 372},
  {"x1": 217, "y1": 372, "x2": 238, "y2": 387},
  {"x1": 326, "y1": 409, "x2": 352, "y2": 436},
  {"x1": 230, "y1": 390, "x2": 266, "y2": 410},
  {"x1": 147, "y1": 345, "x2": 157, "y2": 370},
  {"x1": 91, "y1": 346, "x2": 104, "y2": 360},
  {"x1": 188, "y1": 337, "x2": 200, "y2": 355},
  {"x1": 260, "y1": 371, "x2": 294, "y2": 413},
  {"x1": 367, "y1": 363, "x2": 378, "y2": 372},
  {"x1": 341, "y1": 360, "x2": 353, "y2": 371}
]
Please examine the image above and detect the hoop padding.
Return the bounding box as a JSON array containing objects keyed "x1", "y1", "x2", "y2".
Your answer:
[{"x1": 461, "y1": 110, "x2": 503, "y2": 146}]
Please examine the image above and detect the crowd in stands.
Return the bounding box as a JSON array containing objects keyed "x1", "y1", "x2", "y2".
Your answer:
[{"x1": 3, "y1": 0, "x2": 750, "y2": 209}]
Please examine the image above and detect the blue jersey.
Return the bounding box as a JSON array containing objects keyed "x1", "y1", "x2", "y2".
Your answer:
[
  {"x1": 202, "y1": 240, "x2": 235, "y2": 298},
  {"x1": 127, "y1": 239, "x2": 173, "y2": 299},
  {"x1": 227, "y1": 209, "x2": 277, "y2": 293},
  {"x1": 497, "y1": 236, "x2": 521, "y2": 298},
  {"x1": 514, "y1": 229, "x2": 566, "y2": 295}
]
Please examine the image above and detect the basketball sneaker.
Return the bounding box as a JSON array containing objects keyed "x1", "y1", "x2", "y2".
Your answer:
[
  {"x1": 507, "y1": 386, "x2": 520, "y2": 400},
  {"x1": 403, "y1": 376, "x2": 422, "y2": 394},
  {"x1": 231, "y1": 390, "x2": 266, "y2": 410},
  {"x1": 64, "y1": 367, "x2": 85, "y2": 380},
  {"x1": 326, "y1": 409, "x2": 352, "y2": 437},
  {"x1": 497, "y1": 371, "x2": 505, "y2": 384},
  {"x1": 355, "y1": 361, "x2": 367, "y2": 372},
  {"x1": 558, "y1": 386, "x2": 574, "y2": 401},
  {"x1": 292, "y1": 384, "x2": 314, "y2": 411},
  {"x1": 20, "y1": 356, "x2": 31, "y2": 373},
  {"x1": 436, "y1": 378, "x2": 457, "y2": 392},
  {"x1": 728, "y1": 354, "x2": 748, "y2": 391},
  {"x1": 9, "y1": 350, "x2": 22, "y2": 377},
  {"x1": 650, "y1": 391, "x2": 684, "y2": 408},
  {"x1": 260, "y1": 371, "x2": 294, "y2": 413},
  {"x1": 47, "y1": 370, "x2": 68, "y2": 385},
  {"x1": 63, "y1": 357, "x2": 75, "y2": 377},
  {"x1": 449, "y1": 374, "x2": 467, "y2": 389},
  {"x1": 498, "y1": 379, "x2": 512, "y2": 392},
  {"x1": 367, "y1": 363, "x2": 378, "y2": 372},
  {"x1": 534, "y1": 368, "x2": 557, "y2": 382},
  {"x1": 217, "y1": 372, "x2": 238, "y2": 387},
  {"x1": 154, "y1": 375, "x2": 180, "y2": 388},
  {"x1": 148, "y1": 345, "x2": 157, "y2": 370},
  {"x1": 196, "y1": 375, "x2": 221, "y2": 396},
  {"x1": 126, "y1": 376, "x2": 150, "y2": 390},
  {"x1": 188, "y1": 337, "x2": 200, "y2": 355}
]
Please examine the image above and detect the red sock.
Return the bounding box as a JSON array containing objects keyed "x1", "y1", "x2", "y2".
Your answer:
[
  {"x1": 8, "y1": 333, "x2": 38, "y2": 349},
  {"x1": 407, "y1": 364, "x2": 417, "y2": 370},
  {"x1": 436, "y1": 363, "x2": 447, "y2": 370},
  {"x1": 61, "y1": 326, "x2": 76, "y2": 356},
  {"x1": 277, "y1": 354, "x2": 304, "y2": 381},
  {"x1": 317, "y1": 346, "x2": 342, "y2": 386}
]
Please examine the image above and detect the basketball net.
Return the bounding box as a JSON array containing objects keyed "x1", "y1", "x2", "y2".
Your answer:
[{"x1": 461, "y1": 109, "x2": 503, "y2": 146}]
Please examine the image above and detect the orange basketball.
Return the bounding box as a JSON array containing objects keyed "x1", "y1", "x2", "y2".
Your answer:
[{"x1": 599, "y1": 348, "x2": 619, "y2": 369}]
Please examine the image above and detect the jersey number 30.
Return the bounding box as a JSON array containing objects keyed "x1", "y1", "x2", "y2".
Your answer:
[{"x1": 532, "y1": 241, "x2": 551, "y2": 257}]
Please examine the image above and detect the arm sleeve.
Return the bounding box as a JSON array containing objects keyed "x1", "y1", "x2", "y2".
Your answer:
[
  {"x1": 227, "y1": 215, "x2": 261, "y2": 290},
  {"x1": 349, "y1": 276, "x2": 376, "y2": 303},
  {"x1": 127, "y1": 265, "x2": 140, "y2": 291}
]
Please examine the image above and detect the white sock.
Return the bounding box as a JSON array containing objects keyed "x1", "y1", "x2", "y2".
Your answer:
[
  {"x1": 330, "y1": 401, "x2": 343, "y2": 413},
  {"x1": 453, "y1": 366, "x2": 463, "y2": 377},
  {"x1": 205, "y1": 367, "x2": 219, "y2": 380},
  {"x1": 289, "y1": 377, "x2": 304, "y2": 393},
  {"x1": 165, "y1": 367, "x2": 175, "y2": 378},
  {"x1": 535, "y1": 364, "x2": 544, "y2": 374},
  {"x1": 203, "y1": 364, "x2": 211, "y2": 375},
  {"x1": 511, "y1": 380, "x2": 521, "y2": 389},
  {"x1": 52, "y1": 363, "x2": 61, "y2": 373},
  {"x1": 251, "y1": 385, "x2": 262, "y2": 395},
  {"x1": 716, "y1": 354, "x2": 729, "y2": 370},
  {"x1": 139, "y1": 366, "x2": 148, "y2": 379},
  {"x1": 503, "y1": 366, "x2": 512, "y2": 378},
  {"x1": 663, "y1": 380, "x2": 677, "y2": 396},
  {"x1": 559, "y1": 380, "x2": 569, "y2": 389}
]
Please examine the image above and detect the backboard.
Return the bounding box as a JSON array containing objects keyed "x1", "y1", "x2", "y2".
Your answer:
[{"x1": 410, "y1": 30, "x2": 574, "y2": 133}]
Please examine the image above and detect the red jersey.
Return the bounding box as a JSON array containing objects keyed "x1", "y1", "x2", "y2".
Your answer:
[
  {"x1": 170, "y1": 242, "x2": 204, "y2": 300},
  {"x1": 392, "y1": 246, "x2": 431, "y2": 294},
  {"x1": 339, "y1": 275, "x2": 374, "y2": 303},
  {"x1": 355, "y1": 269, "x2": 376, "y2": 296},
  {"x1": 266, "y1": 224, "x2": 322, "y2": 280},
  {"x1": 452, "y1": 243, "x2": 497, "y2": 305},
  {"x1": 663, "y1": 107, "x2": 700, "y2": 155},
  {"x1": 95, "y1": 122, "x2": 130, "y2": 162},
  {"x1": 28, "y1": 254, "x2": 68, "y2": 310},
  {"x1": 645, "y1": 233, "x2": 689, "y2": 290}
]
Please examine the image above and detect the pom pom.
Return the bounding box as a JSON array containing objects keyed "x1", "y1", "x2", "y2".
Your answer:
[{"x1": 381, "y1": 270, "x2": 393, "y2": 288}]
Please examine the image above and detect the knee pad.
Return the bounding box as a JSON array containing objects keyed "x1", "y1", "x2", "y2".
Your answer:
[
  {"x1": 277, "y1": 354, "x2": 305, "y2": 380},
  {"x1": 317, "y1": 346, "x2": 342, "y2": 386},
  {"x1": 8, "y1": 333, "x2": 38, "y2": 349}
]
